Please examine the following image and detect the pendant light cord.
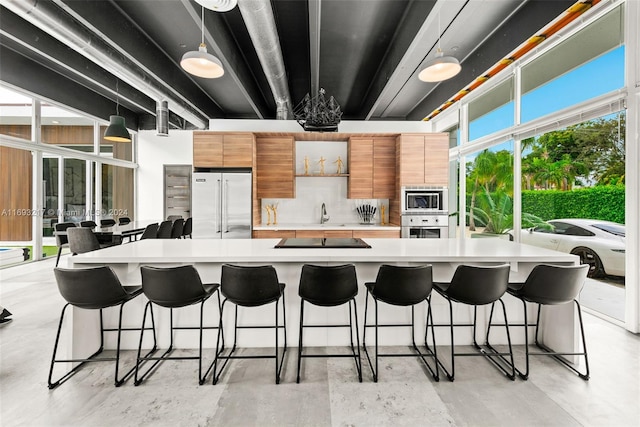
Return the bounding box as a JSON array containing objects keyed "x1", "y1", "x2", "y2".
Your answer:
[
  {"x1": 115, "y1": 79, "x2": 120, "y2": 116},
  {"x1": 201, "y1": 6, "x2": 205, "y2": 45}
]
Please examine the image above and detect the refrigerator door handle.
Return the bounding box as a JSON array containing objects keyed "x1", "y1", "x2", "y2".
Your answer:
[
  {"x1": 216, "y1": 179, "x2": 222, "y2": 233},
  {"x1": 223, "y1": 179, "x2": 229, "y2": 232}
]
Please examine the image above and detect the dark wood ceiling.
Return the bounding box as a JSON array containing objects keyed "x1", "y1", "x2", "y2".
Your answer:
[{"x1": 0, "y1": 0, "x2": 574, "y2": 130}]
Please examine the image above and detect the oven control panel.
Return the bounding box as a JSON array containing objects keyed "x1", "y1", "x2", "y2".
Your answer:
[{"x1": 401, "y1": 215, "x2": 447, "y2": 226}]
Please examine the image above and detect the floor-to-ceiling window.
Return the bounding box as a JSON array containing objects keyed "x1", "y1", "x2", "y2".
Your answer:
[
  {"x1": 0, "y1": 85, "x2": 136, "y2": 266},
  {"x1": 437, "y1": 2, "x2": 630, "y2": 327}
]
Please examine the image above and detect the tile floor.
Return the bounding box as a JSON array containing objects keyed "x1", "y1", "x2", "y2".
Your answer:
[{"x1": 1, "y1": 257, "x2": 639, "y2": 427}]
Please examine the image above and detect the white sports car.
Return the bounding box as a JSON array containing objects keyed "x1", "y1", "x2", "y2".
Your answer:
[{"x1": 513, "y1": 219, "x2": 625, "y2": 278}]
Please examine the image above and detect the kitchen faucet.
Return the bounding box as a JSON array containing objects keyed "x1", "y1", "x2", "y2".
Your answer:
[{"x1": 321, "y1": 202, "x2": 330, "y2": 224}]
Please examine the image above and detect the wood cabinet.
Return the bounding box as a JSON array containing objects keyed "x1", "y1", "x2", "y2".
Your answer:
[
  {"x1": 397, "y1": 133, "x2": 448, "y2": 187},
  {"x1": 193, "y1": 132, "x2": 253, "y2": 168},
  {"x1": 253, "y1": 230, "x2": 295, "y2": 239},
  {"x1": 256, "y1": 136, "x2": 295, "y2": 199},
  {"x1": 353, "y1": 229, "x2": 399, "y2": 238},
  {"x1": 348, "y1": 137, "x2": 396, "y2": 199}
]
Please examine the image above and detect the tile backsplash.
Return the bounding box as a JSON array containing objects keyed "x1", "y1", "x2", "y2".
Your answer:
[{"x1": 261, "y1": 177, "x2": 388, "y2": 225}]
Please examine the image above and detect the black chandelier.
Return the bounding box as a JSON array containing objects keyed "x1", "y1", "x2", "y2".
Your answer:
[{"x1": 293, "y1": 88, "x2": 342, "y2": 132}]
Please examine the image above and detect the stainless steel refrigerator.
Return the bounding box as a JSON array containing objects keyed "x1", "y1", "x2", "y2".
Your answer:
[{"x1": 192, "y1": 172, "x2": 252, "y2": 239}]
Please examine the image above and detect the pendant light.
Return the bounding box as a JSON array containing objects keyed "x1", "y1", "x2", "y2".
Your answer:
[
  {"x1": 104, "y1": 80, "x2": 131, "y2": 143},
  {"x1": 194, "y1": 0, "x2": 237, "y2": 12},
  {"x1": 418, "y1": 13, "x2": 461, "y2": 83},
  {"x1": 181, "y1": 6, "x2": 224, "y2": 79}
]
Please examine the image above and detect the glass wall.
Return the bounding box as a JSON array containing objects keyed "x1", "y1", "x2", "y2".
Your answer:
[
  {"x1": 0, "y1": 87, "x2": 32, "y2": 140},
  {"x1": 521, "y1": 7, "x2": 624, "y2": 122},
  {"x1": 519, "y1": 110, "x2": 626, "y2": 320},
  {"x1": 42, "y1": 104, "x2": 95, "y2": 153},
  {"x1": 42, "y1": 156, "x2": 59, "y2": 237},
  {"x1": 468, "y1": 77, "x2": 514, "y2": 141},
  {"x1": 101, "y1": 164, "x2": 134, "y2": 222},
  {"x1": 464, "y1": 141, "x2": 515, "y2": 238}
]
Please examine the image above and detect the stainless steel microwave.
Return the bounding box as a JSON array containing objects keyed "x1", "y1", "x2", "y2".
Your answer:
[{"x1": 401, "y1": 187, "x2": 448, "y2": 213}]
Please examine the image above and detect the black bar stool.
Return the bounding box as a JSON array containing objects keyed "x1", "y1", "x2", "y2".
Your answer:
[
  {"x1": 488, "y1": 264, "x2": 590, "y2": 380},
  {"x1": 362, "y1": 264, "x2": 438, "y2": 382},
  {"x1": 48, "y1": 266, "x2": 153, "y2": 389},
  {"x1": 134, "y1": 265, "x2": 222, "y2": 385},
  {"x1": 213, "y1": 264, "x2": 287, "y2": 385},
  {"x1": 429, "y1": 264, "x2": 515, "y2": 381},
  {"x1": 296, "y1": 264, "x2": 362, "y2": 383}
]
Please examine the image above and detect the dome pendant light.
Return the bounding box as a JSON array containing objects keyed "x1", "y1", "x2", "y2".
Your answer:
[
  {"x1": 181, "y1": 6, "x2": 224, "y2": 79},
  {"x1": 104, "y1": 80, "x2": 131, "y2": 143},
  {"x1": 418, "y1": 13, "x2": 461, "y2": 83}
]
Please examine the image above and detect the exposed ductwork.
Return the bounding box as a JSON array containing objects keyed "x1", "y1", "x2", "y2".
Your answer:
[
  {"x1": 1, "y1": 0, "x2": 209, "y2": 129},
  {"x1": 237, "y1": 0, "x2": 292, "y2": 119},
  {"x1": 156, "y1": 100, "x2": 169, "y2": 136}
]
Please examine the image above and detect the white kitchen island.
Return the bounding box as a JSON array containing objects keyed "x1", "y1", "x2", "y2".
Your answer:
[{"x1": 65, "y1": 238, "x2": 581, "y2": 357}]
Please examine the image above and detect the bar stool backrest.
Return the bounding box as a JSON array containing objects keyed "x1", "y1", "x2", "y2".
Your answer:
[
  {"x1": 372, "y1": 264, "x2": 433, "y2": 306},
  {"x1": 80, "y1": 220, "x2": 97, "y2": 229},
  {"x1": 140, "y1": 223, "x2": 159, "y2": 239},
  {"x1": 518, "y1": 264, "x2": 589, "y2": 305},
  {"x1": 54, "y1": 266, "x2": 130, "y2": 309},
  {"x1": 299, "y1": 264, "x2": 357, "y2": 306},
  {"x1": 101, "y1": 219, "x2": 116, "y2": 227},
  {"x1": 140, "y1": 265, "x2": 207, "y2": 308},
  {"x1": 118, "y1": 217, "x2": 131, "y2": 225},
  {"x1": 54, "y1": 222, "x2": 76, "y2": 247},
  {"x1": 446, "y1": 264, "x2": 510, "y2": 305},
  {"x1": 221, "y1": 264, "x2": 281, "y2": 307},
  {"x1": 67, "y1": 227, "x2": 100, "y2": 254}
]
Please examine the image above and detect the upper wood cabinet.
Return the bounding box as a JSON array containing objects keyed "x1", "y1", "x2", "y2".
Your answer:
[
  {"x1": 397, "y1": 133, "x2": 448, "y2": 187},
  {"x1": 348, "y1": 137, "x2": 396, "y2": 199},
  {"x1": 256, "y1": 136, "x2": 295, "y2": 199},
  {"x1": 193, "y1": 132, "x2": 253, "y2": 168}
]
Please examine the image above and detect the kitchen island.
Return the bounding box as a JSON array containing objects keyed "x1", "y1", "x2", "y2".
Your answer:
[{"x1": 64, "y1": 238, "x2": 581, "y2": 357}]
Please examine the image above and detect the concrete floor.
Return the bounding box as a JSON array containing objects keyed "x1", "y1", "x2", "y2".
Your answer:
[{"x1": 1, "y1": 258, "x2": 639, "y2": 427}]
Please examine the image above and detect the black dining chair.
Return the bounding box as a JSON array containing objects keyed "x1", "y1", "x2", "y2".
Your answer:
[
  {"x1": 429, "y1": 264, "x2": 515, "y2": 381},
  {"x1": 171, "y1": 218, "x2": 184, "y2": 239},
  {"x1": 157, "y1": 220, "x2": 173, "y2": 239},
  {"x1": 362, "y1": 264, "x2": 438, "y2": 382},
  {"x1": 48, "y1": 266, "x2": 153, "y2": 388},
  {"x1": 213, "y1": 264, "x2": 287, "y2": 385},
  {"x1": 68, "y1": 227, "x2": 121, "y2": 254},
  {"x1": 140, "y1": 223, "x2": 159, "y2": 240},
  {"x1": 297, "y1": 264, "x2": 362, "y2": 383},
  {"x1": 54, "y1": 222, "x2": 76, "y2": 267},
  {"x1": 118, "y1": 217, "x2": 131, "y2": 225},
  {"x1": 80, "y1": 220, "x2": 97, "y2": 229},
  {"x1": 135, "y1": 265, "x2": 223, "y2": 385},
  {"x1": 182, "y1": 217, "x2": 193, "y2": 239},
  {"x1": 100, "y1": 219, "x2": 116, "y2": 227},
  {"x1": 487, "y1": 264, "x2": 590, "y2": 380}
]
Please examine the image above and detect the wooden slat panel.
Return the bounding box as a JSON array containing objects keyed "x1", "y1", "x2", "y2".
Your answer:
[
  {"x1": 256, "y1": 136, "x2": 295, "y2": 199},
  {"x1": 398, "y1": 134, "x2": 425, "y2": 185},
  {"x1": 193, "y1": 132, "x2": 223, "y2": 167},
  {"x1": 0, "y1": 146, "x2": 32, "y2": 241},
  {"x1": 348, "y1": 137, "x2": 373, "y2": 199},
  {"x1": 423, "y1": 133, "x2": 449, "y2": 186},
  {"x1": 353, "y1": 229, "x2": 400, "y2": 238},
  {"x1": 373, "y1": 137, "x2": 396, "y2": 199},
  {"x1": 253, "y1": 230, "x2": 295, "y2": 238},
  {"x1": 223, "y1": 133, "x2": 254, "y2": 167}
]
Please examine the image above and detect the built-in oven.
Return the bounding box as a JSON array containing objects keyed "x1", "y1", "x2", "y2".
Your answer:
[
  {"x1": 401, "y1": 214, "x2": 448, "y2": 239},
  {"x1": 401, "y1": 186, "x2": 448, "y2": 214}
]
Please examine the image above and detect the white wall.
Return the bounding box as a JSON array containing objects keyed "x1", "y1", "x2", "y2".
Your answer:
[{"x1": 137, "y1": 130, "x2": 193, "y2": 221}]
